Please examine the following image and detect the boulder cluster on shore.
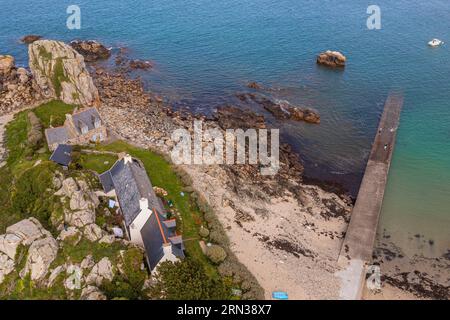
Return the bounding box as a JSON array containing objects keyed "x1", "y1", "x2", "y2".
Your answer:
[{"x1": 0, "y1": 55, "x2": 38, "y2": 115}]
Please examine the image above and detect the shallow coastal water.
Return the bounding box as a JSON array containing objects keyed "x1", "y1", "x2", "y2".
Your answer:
[{"x1": 1, "y1": 0, "x2": 449, "y2": 258}]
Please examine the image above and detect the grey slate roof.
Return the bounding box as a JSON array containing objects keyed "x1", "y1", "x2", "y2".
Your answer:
[
  {"x1": 99, "y1": 155, "x2": 185, "y2": 271},
  {"x1": 99, "y1": 171, "x2": 114, "y2": 193},
  {"x1": 45, "y1": 126, "x2": 69, "y2": 146},
  {"x1": 49, "y1": 144, "x2": 72, "y2": 166},
  {"x1": 141, "y1": 209, "x2": 185, "y2": 271},
  {"x1": 99, "y1": 157, "x2": 161, "y2": 226},
  {"x1": 71, "y1": 107, "x2": 101, "y2": 134}
]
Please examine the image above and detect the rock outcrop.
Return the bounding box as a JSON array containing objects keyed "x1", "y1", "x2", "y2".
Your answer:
[
  {"x1": 0, "y1": 218, "x2": 55, "y2": 283},
  {"x1": 6, "y1": 217, "x2": 52, "y2": 245},
  {"x1": 0, "y1": 55, "x2": 37, "y2": 115},
  {"x1": 0, "y1": 55, "x2": 14, "y2": 75},
  {"x1": 86, "y1": 257, "x2": 114, "y2": 286},
  {"x1": 20, "y1": 236, "x2": 58, "y2": 280},
  {"x1": 70, "y1": 40, "x2": 111, "y2": 62},
  {"x1": 55, "y1": 177, "x2": 98, "y2": 228},
  {"x1": 316, "y1": 50, "x2": 346, "y2": 68},
  {"x1": 0, "y1": 253, "x2": 14, "y2": 284},
  {"x1": 29, "y1": 40, "x2": 100, "y2": 106},
  {"x1": 129, "y1": 59, "x2": 152, "y2": 70},
  {"x1": 83, "y1": 224, "x2": 104, "y2": 242},
  {"x1": 80, "y1": 285, "x2": 107, "y2": 300},
  {"x1": 236, "y1": 93, "x2": 320, "y2": 124}
]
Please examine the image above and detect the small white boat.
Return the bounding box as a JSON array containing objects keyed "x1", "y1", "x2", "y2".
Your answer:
[{"x1": 428, "y1": 38, "x2": 443, "y2": 47}]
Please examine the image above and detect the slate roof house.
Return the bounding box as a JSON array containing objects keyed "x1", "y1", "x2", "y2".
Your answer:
[
  {"x1": 49, "y1": 144, "x2": 72, "y2": 168},
  {"x1": 45, "y1": 107, "x2": 107, "y2": 151},
  {"x1": 99, "y1": 154, "x2": 184, "y2": 271}
]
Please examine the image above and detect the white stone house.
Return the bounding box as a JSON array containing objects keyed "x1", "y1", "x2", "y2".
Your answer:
[
  {"x1": 45, "y1": 107, "x2": 107, "y2": 151},
  {"x1": 99, "y1": 154, "x2": 184, "y2": 271}
]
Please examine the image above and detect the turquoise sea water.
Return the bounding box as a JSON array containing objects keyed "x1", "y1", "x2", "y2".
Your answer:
[{"x1": 1, "y1": 0, "x2": 449, "y2": 257}]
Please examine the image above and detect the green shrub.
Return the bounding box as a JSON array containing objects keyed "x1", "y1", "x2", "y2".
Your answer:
[
  {"x1": 11, "y1": 162, "x2": 59, "y2": 230},
  {"x1": 205, "y1": 245, "x2": 227, "y2": 264},
  {"x1": 198, "y1": 226, "x2": 210, "y2": 238},
  {"x1": 150, "y1": 259, "x2": 230, "y2": 300}
]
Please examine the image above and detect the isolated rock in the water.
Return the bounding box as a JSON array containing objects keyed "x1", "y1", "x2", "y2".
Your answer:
[
  {"x1": 247, "y1": 81, "x2": 263, "y2": 90},
  {"x1": 28, "y1": 39, "x2": 100, "y2": 106},
  {"x1": 316, "y1": 50, "x2": 346, "y2": 68},
  {"x1": 70, "y1": 40, "x2": 111, "y2": 62},
  {"x1": 21, "y1": 35, "x2": 42, "y2": 44},
  {"x1": 0, "y1": 55, "x2": 15, "y2": 75},
  {"x1": 129, "y1": 59, "x2": 152, "y2": 70}
]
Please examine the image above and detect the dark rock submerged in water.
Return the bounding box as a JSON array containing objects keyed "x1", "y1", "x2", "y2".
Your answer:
[
  {"x1": 316, "y1": 50, "x2": 346, "y2": 68},
  {"x1": 21, "y1": 35, "x2": 42, "y2": 44},
  {"x1": 247, "y1": 81, "x2": 263, "y2": 90},
  {"x1": 129, "y1": 59, "x2": 153, "y2": 70},
  {"x1": 215, "y1": 106, "x2": 266, "y2": 130},
  {"x1": 70, "y1": 40, "x2": 111, "y2": 62},
  {"x1": 237, "y1": 92, "x2": 320, "y2": 124}
]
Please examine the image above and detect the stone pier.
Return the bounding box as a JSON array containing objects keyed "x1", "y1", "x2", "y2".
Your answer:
[{"x1": 336, "y1": 93, "x2": 404, "y2": 300}]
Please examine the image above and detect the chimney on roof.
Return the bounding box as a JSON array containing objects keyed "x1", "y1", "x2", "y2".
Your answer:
[
  {"x1": 162, "y1": 243, "x2": 173, "y2": 255},
  {"x1": 93, "y1": 115, "x2": 101, "y2": 128},
  {"x1": 123, "y1": 154, "x2": 133, "y2": 164},
  {"x1": 139, "y1": 198, "x2": 149, "y2": 211}
]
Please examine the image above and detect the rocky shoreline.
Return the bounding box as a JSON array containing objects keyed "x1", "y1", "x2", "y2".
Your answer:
[{"x1": 1, "y1": 38, "x2": 447, "y2": 299}]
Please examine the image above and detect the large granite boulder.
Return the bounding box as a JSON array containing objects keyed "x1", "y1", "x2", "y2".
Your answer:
[
  {"x1": 70, "y1": 40, "x2": 111, "y2": 62},
  {"x1": 0, "y1": 252, "x2": 15, "y2": 284},
  {"x1": 83, "y1": 224, "x2": 104, "y2": 242},
  {"x1": 6, "y1": 217, "x2": 51, "y2": 246},
  {"x1": 86, "y1": 257, "x2": 114, "y2": 286},
  {"x1": 47, "y1": 265, "x2": 65, "y2": 287},
  {"x1": 0, "y1": 55, "x2": 15, "y2": 75},
  {"x1": 20, "y1": 236, "x2": 58, "y2": 280},
  {"x1": 0, "y1": 233, "x2": 22, "y2": 260},
  {"x1": 57, "y1": 227, "x2": 82, "y2": 245},
  {"x1": 80, "y1": 285, "x2": 107, "y2": 300},
  {"x1": 65, "y1": 208, "x2": 96, "y2": 228},
  {"x1": 316, "y1": 50, "x2": 346, "y2": 68},
  {"x1": 28, "y1": 40, "x2": 100, "y2": 106}
]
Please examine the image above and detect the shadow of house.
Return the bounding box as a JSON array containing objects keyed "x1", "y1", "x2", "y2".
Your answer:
[
  {"x1": 44, "y1": 107, "x2": 107, "y2": 151},
  {"x1": 99, "y1": 154, "x2": 184, "y2": 272}
]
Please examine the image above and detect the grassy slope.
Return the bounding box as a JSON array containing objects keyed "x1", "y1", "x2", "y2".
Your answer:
[
  {"x1": 0, "y1": 101, "x2": 76, "y2": 232},
  {"x1": 79, "y1": 153, "x2": 117, "y2": 173}
]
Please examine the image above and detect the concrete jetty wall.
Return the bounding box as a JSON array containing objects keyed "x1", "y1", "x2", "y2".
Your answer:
[{"x1": 336, "y1": 93, "x2": 404, "y2": 299}]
